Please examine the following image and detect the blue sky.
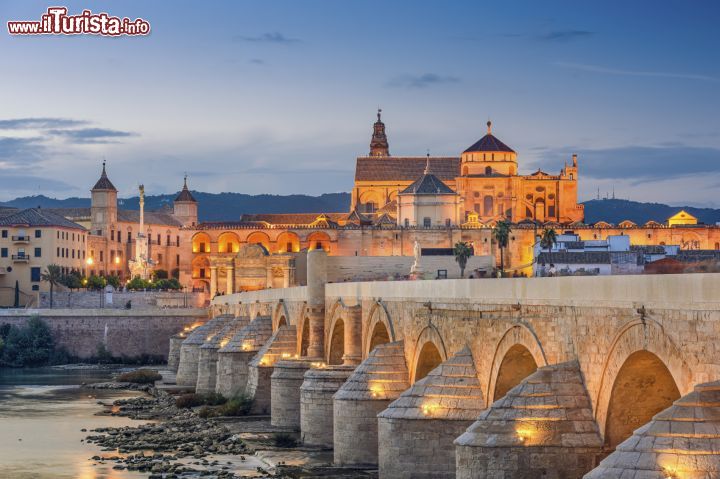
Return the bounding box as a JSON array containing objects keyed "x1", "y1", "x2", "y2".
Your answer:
[{"x1": 0, "y1": 1, "x2": 719, "y2": 206}]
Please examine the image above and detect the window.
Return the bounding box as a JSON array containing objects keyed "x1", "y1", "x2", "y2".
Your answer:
[
  {"x1": 445, "y1": 218, "x2": 451, "y2": 227},
  {"x1": 158, "y1": 253, "x2": 163, "y2": 263},
  {"x1": 72, "y1": 249, "x2": 75, "y2": 258},
  {"x1": 177, "y1": 236, "x2": 180, "y2": 247},
  {"x1": 404, "y1": 218, "x2": 410, "y2": 227},
  {"x1": 483, "y1": 196, "x2": 494, "y2": 216},
  {"x1": 0, "y1": 248, "x2": 7, "y2": 258},
  {"x1": 127, "y1": 231, "x2": 132, "y2": 242},
  {"x1": 100, "y1": 251, "x2": 104, "y2": 262},
  {"x1": 111, "y1": 230, "x2": 115, "y2": 241},
  {"x1": 117, "y1": 230, "x2": 121, "y2": 243},
  {"x1": 199, "y1": 242, "x2": 206, "y2": 253},
  {"x1": 34, "y1": 247, "x2": 41, "y2": 257},
  {"x1": 485, "y1": 166, "x2": 492, "y2": 175},
  {"x1": 32, "y1": 284, "x2": 39, "y2": 291},
  {"x1": 548, "y1": 206, "x2": 556, "y2": 217},
  {"x1": 176, "y1": 254, "x2": 180, "y2": 266},
  {"x1": 157, "y1": 234, "x2": 161, "y2": 245},
  {"x1": 423, "y1": 217, "x2": 431, "y2": 228},
  {"x1": 56, "y1": 247, "x2": 60, "y2": 257},
  {"x1": 35, "y1": 229, "x2": 41, "y2": 238},
  {"x1": 31, "y1": 267, "x2": 41, "y2": 282},
  {"x1": 199, "y1": 268, "x2": 206, "y2": 278},
  {"x1": 57, "y1": 231, "x2": 60, "y2": 239},
  {"x1": 167, "y1": 235, "x2": 171, "y2": 246},
  {"x1": 82, "y1": 250, "x2": 85, "y2": 259}
]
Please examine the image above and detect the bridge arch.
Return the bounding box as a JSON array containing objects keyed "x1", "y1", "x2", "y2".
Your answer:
[
  {"x1": 410, "y1": 325, "x2": 448, "y2": 383},
  {"x1": 486, "y1": 324, "x2": 548, "y2": 405},
  {"x1": 325, "y1": 301, "x2": 347, "y2": 365},
  {"x1": 272, "y1": 302, "x2": 290, "y2": 331},
  {"x1": 594, "y1": 318, "x2": 692, "y2": 447},
  {"x1": 298, "y1": 315, "x2": 310, "y2": 357},
  {"x1": 364, "y1": 301, "x2": 395, "y2": 358}
]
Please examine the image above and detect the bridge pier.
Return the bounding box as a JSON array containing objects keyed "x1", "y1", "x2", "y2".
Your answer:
[
  {"x1": 377, "y1": 347, "x2": 485, "y2": 479},
  {"x1": 585, "y1": 380, "x2": 720, "y2": 478},
  {"x1": 167, "y1": 334, "x2": 185, "y2": 372},
  {"x1": 300, "y1": 365, "x2": 355, "y2": 447},
  {"x1": 246, "y1": 325, "x2": 297, "y2": 415},
  {"x1": 196, "y1": 317, "x2": 250, "y2": 395},
  {"x1": 215, "y1": 315, "x2": 272, "y2": 398},
  {"x1": 271, "y1": 359, "x2": 313, "y2": 430},
  {"x1": 176, "y1": 315, "x2": 232, "y2": 387},
  {"x1": 333, "y1": 341, "x2": 409, "y2": 466},
  {"x1": 455, "y1": 361, "x2": 603, "y2": 479}
]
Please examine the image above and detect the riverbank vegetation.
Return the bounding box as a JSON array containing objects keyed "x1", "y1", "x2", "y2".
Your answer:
[{"x1": 0, "y1": 316, "x2": 72, "y2": 367}]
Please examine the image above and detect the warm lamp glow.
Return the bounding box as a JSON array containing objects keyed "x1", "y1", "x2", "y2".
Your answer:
[
  {"x1": 311, "y1": 361, "x2": 326, "y2": 369},
  {"x1": 219, "y1": 339, "x2": 229, "y2": 348},
  {"x1": 241, "y1": 341, "x2": 252, "y2": 351},
  {"x1": 516, "y1": 427, "x2": 534, "y2": 444},
  {"x1": 86, "y1": 257, "x2": 94, "y2": 265},
  {"x1": 114, "y1": 256, "x2": 120, "y2": 264},
  {"x1": 421, "y1": 403, "x2": 438, "y2": 416},
  {"x1": 281, "y1": 352, "x2": 292, "y2": 359}
]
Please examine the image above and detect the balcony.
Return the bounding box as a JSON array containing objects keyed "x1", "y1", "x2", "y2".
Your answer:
[
  {"x1": 12, "y1": 254, "x2": 30, "y2": 262},
  {"x1": 12, "y1": 235, "x2": 30, "y2": 243}
]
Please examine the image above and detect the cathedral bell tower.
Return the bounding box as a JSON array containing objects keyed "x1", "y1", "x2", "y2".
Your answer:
[
  {"x1": 173, "y1": 175, "x2": 198, "y2": 227},
  {"x1": 369, "y1": 108, "x2": 390, "y2": 157},
  {"x1": 90, "y1": 161, "x2": 118, "y2": 237}
]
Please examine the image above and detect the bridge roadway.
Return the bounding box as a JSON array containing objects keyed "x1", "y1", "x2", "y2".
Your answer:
[{"x1": 172, "y1": 250, "x2": 720, "y2": 478}]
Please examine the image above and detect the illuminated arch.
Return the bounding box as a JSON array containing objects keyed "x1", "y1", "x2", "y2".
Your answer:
[
  {"x1": 218, "y1": 232, "x2": 241, "y2": 253},
  {"x1": 272, "y1": 301, "x2": 290, "y2": 331},
  {"x1": 327, "y1": 317, "x2": 345, "y2": 365},
  {"x1": 192, "y1": 232, "x2": 211, "y2": 253},
  {"x1": 246, "y1": 231, "x2": 271, "y2": 251},
  {"x1": 492, "y1": 344, "x2": 538, "y2": 401},
  {"x1": 363, "y1": 301, "x2": 395, "y2": 358},
  {"x1": 299, "y1": 316, "x2": 310, "y2": 357},
  {"x1": 359, "y1": 190, "x2": 383, "y2": 213},
  {"x1": 593, "y1": 318, "x2": 692, "y2": 442},
  {"x1": 276, "y1": 231, "x2": 300, "y2": 253},
  {"x1": 486, "y1": 324, "x2": 548, "y2": 405},
  {"x1": 410, "y1": 325, "x2": 448, "y2": 383},
  {"x1": 307, "y1": 231, "x2": 332, "y2": 252}
]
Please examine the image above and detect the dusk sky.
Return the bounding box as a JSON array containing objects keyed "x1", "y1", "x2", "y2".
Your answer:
[{"x1": 1, "y1": 1, "x2": 719, "y2": 206}]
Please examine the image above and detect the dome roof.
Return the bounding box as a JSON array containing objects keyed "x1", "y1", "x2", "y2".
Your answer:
[
  {"x1": 463, "y1": 121, "x2": 515, "y2": 154},
  {"x1": 400, "y1": 155, "x2": 456, "y2": 195}
]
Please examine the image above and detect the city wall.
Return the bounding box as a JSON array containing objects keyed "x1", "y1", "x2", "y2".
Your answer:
[{"x1": 0, "y1": 308, "x2": 207, "y2": 358}]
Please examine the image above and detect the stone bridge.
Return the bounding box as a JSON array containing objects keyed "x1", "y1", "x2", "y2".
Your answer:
[{"x1": 172, "y1": 250, "x2": 720, "y2": 478}]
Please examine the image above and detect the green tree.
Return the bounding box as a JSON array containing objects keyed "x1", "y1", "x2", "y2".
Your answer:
[
  {"x1": 13, "y1": 280, "x2": 20, "y2": 308},
  {"x1": 41, "y1": 264, "x2": 62, "y2": 308},
  {"x1": 86, "y1": 275, "x2": 106, "y2": 291},
  {"x1": 492, "y1": 220, "x2": 512, "y2": 275},
  {"x1": 127, "y1": 276, "x2": 150, "y2": 291},
  {"x1": 0, "y1": 316, "x2": 54, "y2": 367},
  {"x1": 540, "y1": 228, "x2": 558, "y2": 261},
  {"x1": 170, "y1": 268, "x2": 180, "y2": 280},
  {"x1": 61, "y1": 270, "x2": 83, "y2": 290},
  {"x1": 154, "y1": 269, "x2": 169, "y2": 280},
  {"x1": 106, "y1": 274, "x2": 121, "y2": 289},
  {"x1": 453, "y1": 241, "x2": 473, "y2": 278}
]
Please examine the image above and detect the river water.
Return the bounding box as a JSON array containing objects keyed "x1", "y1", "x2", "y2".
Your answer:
[{"x1": 0, "y1": 367, "x2": 148, "y2": 479}]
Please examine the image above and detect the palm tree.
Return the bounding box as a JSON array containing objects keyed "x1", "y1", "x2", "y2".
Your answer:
[
  {"x1": 492, "y1": 220, "x2": 512, "y2": 275},
  {"x1": 41, "y1": 264, "x2": 62, "y2": 308},
  {"x1": 540, "y1": 228, "x2": 558, "y2": 262},
  {"x1": 453, "y1": 241, "x2": 473, "y2": 278}
]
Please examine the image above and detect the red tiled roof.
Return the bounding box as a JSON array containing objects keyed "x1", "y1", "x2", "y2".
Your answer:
[{"x1": 354, "y1": 157, "x2": 459, "y2": 182}]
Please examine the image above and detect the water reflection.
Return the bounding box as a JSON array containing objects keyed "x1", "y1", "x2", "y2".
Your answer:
[{"x1": 0, "y1": 367, "x2": 147, "y2": 479}]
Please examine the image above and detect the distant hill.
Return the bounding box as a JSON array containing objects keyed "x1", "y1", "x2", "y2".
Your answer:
[
  {"x1": 583, "y1": 199, "x2": 720, "y2": 225},
  {"x1": 0, "y1": 192, "x2": 352, "y2": 222},
  {"x1": 1, "y1": 194, "x2": 718, "y2": 225}
]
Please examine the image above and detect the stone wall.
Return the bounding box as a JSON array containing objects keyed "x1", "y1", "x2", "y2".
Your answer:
[
  {"x1": 0, "y1": 308, "x2": 207, "y2": 359},
  {"x1": 324, "y1": 255, "x2": 494, "y2": 282},
  {"x1": 39, "y1": 291, "x2": 205, "y2": 309}
]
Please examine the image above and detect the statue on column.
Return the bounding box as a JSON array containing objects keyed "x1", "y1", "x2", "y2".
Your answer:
[
  {"x1": 410, "y1": 240, "x2": 424, "y2": 276},
  {"x1": 128, "y1": 184, "x2": 155, "y2": 280}
]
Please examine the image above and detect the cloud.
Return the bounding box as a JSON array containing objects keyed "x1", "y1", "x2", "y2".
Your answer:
[
  {"x1": 233, "y1": 32, "x2": 300, "y2": 44},
  {"x1": 538, "y1": 30, "x2": 594, "y2": 42},
  {"x1": 0, "y1": 118, "x2": 88, "y2": 130},
  {"x1": 527, "y1": 145, "x2": 720, "y2": 182},
  {"x1": 387, "y1": 73, "x2": 460, "y2": 89},
  {"x1": 46, "y1": 127, "x2": 136, "y2": 144},
  {"x1": 554, "y1": 61, "x2": 718, "y2": 82},
  {"x1": 249, "y1": 58, "x2": 265, "y2": 65},
  {"x1": 0, "y1": 136, "x2": 46, "y2": 165}
]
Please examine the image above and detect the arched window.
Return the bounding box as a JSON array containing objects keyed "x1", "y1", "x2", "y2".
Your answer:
[
  {"x1": 462, "y1": 166, "x2": 469, "y2": 176},
  {"x1": 485, "y1": 166, "x2": 492, "y2": 175},
  {"x1": 715, "y1": 242, "x2": 719, "y2": 250},
  {"x1": 483, "y1": 196, "x2": 494, "y2": 216}
]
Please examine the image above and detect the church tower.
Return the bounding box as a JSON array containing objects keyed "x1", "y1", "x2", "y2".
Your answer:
[
  {"x1": 90, "y1": 161, "x2": 118, "y2": 237},
  {"x1": 173, "y1": 175, "x2": 198, "y2": 227},
  {"x1": 369, "y1": 109, "x2": 390, "y2": 157}
]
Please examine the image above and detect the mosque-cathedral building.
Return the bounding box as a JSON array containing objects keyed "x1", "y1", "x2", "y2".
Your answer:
[{"x1": 2, "y1": 112, "x2": 719, "y2": 300}]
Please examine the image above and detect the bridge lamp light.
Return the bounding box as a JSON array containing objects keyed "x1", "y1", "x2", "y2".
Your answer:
[
  {"x1": 114, "y1": 256, "x2": 120, "y2": 264},
  {"x1": 86, "y1": 257, "x2": 94, "y2": 266}
]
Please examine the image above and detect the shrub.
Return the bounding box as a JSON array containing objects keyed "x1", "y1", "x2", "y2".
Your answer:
[
  {"x1": 171, "y1": 268, "x2": 180, "y2": 280},
  {"x1": 116, "y1": 369, "x2": 162, "y2": 384},
  {"x1": 154, "y1": 269, "x2": 169, "y2": 280},
  {"x1": 106, "y1": 275, "x2": 121, "y2": 289},
  {"x1": 203, "y1": 392, "x2": 227, "y2": 406},
  {"x1": 216, "y1": 394, "x2": 253, "y2": 416},
  {"x1": 175, "y1": 393, "x2": 206, "y2": 409},
  {"x1": 273, "y1": 433, "x2": 297, "y2": 448},
  {"x1": 95, "y1": 343, "x2": 114, "y2": 364},
  {"x1": 0, "y1": 316, "x2": 54, "y2": 367},
  {"x1": 198, "y1": 406, "x2": 217, "y2": 418}
]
